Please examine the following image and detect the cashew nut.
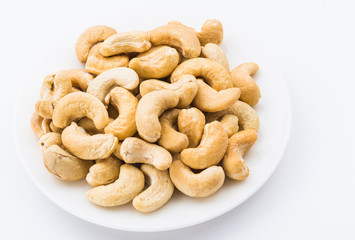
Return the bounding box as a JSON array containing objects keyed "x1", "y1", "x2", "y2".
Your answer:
[
  {"x1": 133, "y1": 164, "x2": 174, "y2": 212},
  {"x1": 86, "y1": 67, "x2": 139, "y2": 102},
  {"x1": 177, "y1": 107, "x2": 205, "y2": 148},
  {"x1": 129, "y1": 45, "x2": 180, "y2": 79},
  {"x1": 34, "y1": 99, "x2": 53, "y2": 119},
  {"x1": 169, "y1": 155, "x2": 225, "y2": 197},
  {"x1": 61, "y1": 122, "x2": 118, "y2": 160},
  {"x1": 43, "y1": 145, "x2": 94, "y2": 181},
  {"x1": 100, "y1": 31, "x2": 151, "y2": 57},
  {"x1": 87, "y1": 164, "x2": 144, "y2": 207},
  {"x1": 52, "y1": 92, "x2": 108, "y2": 129},
  {"x1": 57, "y1": 69, "x2": 93, "y2": 91},
  {"x1": 192, "y1": 79, "x2": 240, "y2": 112},
  {"x1": 206, "y1": 101, "x2": 260, "y2": 132},
  {"x1": 219, "y1": 114, "x2": 239, "y2": 137},
  {"x1": 196, "y1": 19, "x2": 223, "y2": 46},
  {"x1": 120, "y1": 137, "x2": 172, "y2": 170},
  {"x1": 77, "y1": 117, "x2": 114, "y2": 135},
  {"x1": 104, "y1": 87, "x2": 138, "y2": 140},
  {"x1": 39, "y1": 132, "x2": 62, "y2": 151},
  {"x1": 139, "y1": 75, "x2": 198, "y2": 108},
  {"x1": 85, "y1": 43, "x2": 129, "y2": 76},
  {"x1": 136, "y1": 90, "x2": 179, "y2": 142},
  {"x1": 30, "y1": 113, "x2": 51, "y2": 138},
  {"x1": 86, "y1": 156, "x2": 123, "y2": 187},
  {"x1": 180, "y1": 121, "x2": 228, "y2": 169},
  {"x1": 170, "y1": 58, "x2": 232, "y2": 91},
  {"x1": 230, "y1": 63, "x2": 260, "y2": 106},
  {"x1": 158, "y1": 109, "x2": 189, "y2": 153},
  {"x1": 201, "y1": 43, "x2": 230, "y2": 71},
  {"x1": 75, "y1": 25, "x2": 117, "y2": 63},
  {"x1": 148, "y1": 25, "x2": 201, "y2": 58},
  {"x1": 222, "y1": 130, "x2": 257, "y2": 180}
]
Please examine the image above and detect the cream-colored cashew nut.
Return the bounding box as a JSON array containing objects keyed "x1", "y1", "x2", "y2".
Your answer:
[
  {"x1": 86, "y1": 67, "x2": 139, "y2": 102},
  {"x1": 197, "y1": 19, "x2": 223, "y2": 46},
  {"x1": 171, "y1": 58, "x2": 232, "y2": 91},
  {"x1": 158, "y1": 109, "x2": 189, "y2": 153},
  {"x1": 61, "y1": 122, "x2": 118, "y2": 160},
  {"x1": 136, "y1": 90, "x2": 179, "y2": 142},
  {"x1": 30, "y1": 113, "x2": 51, "y2": 138},
  {"x1": 104, "y1": 87, "x2": 138, "y2": 140},
  {"x1": 100, "y1": 31, "x2": 151, "y2": 57},
  {"x1": 177, "y1": 107, "x2": 205, "y2": 148},
  {"x1": 230, "y1": 63, "x2": 260, "y2": 106},
  {"x1": 120, "y1": 137, "x2": 172, "y2": 170},
  {"x1": 192, "y1": 79, "x2": 240, "y2": 112},
  {"x1": 201, "y1": 43, "x2": 229, "y2": 71},
  {"x1": 85, "y1": 43, "x2": 129, "y2": 76},
  {"x1": 222, "y1": 130, "x2": 257, "y2": 180},
  {"x1": 169, "y1": 155, "x2": 225, "y2": 197},
  {"x1": 129, "y1": 46, "x2": 180, "y2": 79},
  {"x1": 52, "y1": 92, "x2": 108, "y2": 129},
  {"x1": 86, "y1": 156, "x2": 123, "y2": 187},
  {"x1": 43, "y1": 145, "x2": 94, "y2": 181},
  {"x1": 75, "y1": 25, "x2": 117, "y2": 63},
  {"x1": 180, "y1": 121, "x2": 228, "y2": 169},
  {"x1": 86, "y1": 164, "x2": 144, "y2": 207},
  {"x1": 139, "y1": 75, "x2": 198, "y2": 108},
  {"x1": 219, "y1": 114, "x2": 239, "y2": 137},
  {"x1": 34, "y1": 99, "x2": 53, "y2": 119},
  {"x1": 206, "y1": 101, "x2": 260, "y2": 132},
  {"x1": 39, "y1": 132, "x2": 62, "y2": 151},
  {"x1": 148, "y1": 25, "x2": 201, "y2": 58},
  {"x1": 133, "y1": 164, "x2": 174, "y2": 212}
]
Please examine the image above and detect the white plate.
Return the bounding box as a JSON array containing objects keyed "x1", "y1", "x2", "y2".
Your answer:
[{"x1": 13, "y1": 12, "x2": 291, "y2": 232}]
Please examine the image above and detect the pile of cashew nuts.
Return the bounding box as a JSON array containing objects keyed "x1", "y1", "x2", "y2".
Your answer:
[{"x1": 30, "y1": 19, "x2": 261, "y2": 213}]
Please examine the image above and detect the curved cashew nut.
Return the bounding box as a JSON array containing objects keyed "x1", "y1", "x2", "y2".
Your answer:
[
  {"x1": 104, "y1": 87, "x2": 138, "y2": 140},
  {"x1": 43, "y1": 145, "x2": 94, "y2": 181},
  {"x1": 230, "y1": 63, "x2": 260, "y2": 106},
  {"x1": 86, "y1": 67, "x2": 139, "y2": 102},
  {"x1": 39, "y1": 132, "x2": 62, "y2": 151},
  {"x1": 192, "y1": 79, "x2": 240, "y2": 112},
  {"x1": 206, "y1": 101, "x2": 260, "y2": 132},
  {"x1": 86, "y1": 164, "x2": 144, "y2": 207},
  {"x1": 34, "y1": 99, "x2": 53, "y2": 119},
  {"x1": 61, "y1": 122, "x2": 118, "y2": 160},
  {"x1": 52, "y1": 92, "x2": 108, "y2": 129},
  {"x1": 197, "y1": 19, "x2": 223, "y2": 46},
  {"x1": 129, "y1": 45, "x2": 180, "y2": 79},
  {"x1": 85, "y1": 43, "x2": 129, "y2": 76},
  {"x1": 201, "y1": 43, "x2": 230, "y2": 71},
  {"x1": 177, "y1": 107, "x2": 205, "y2": 148},
  {"x1": 75, "y1": 25, "x2": 117, "y2": 63},
  {"x1": 86, "y1": 156, "x2": 123, "y2": 187},
  {"x1": 30, "y1": 113, "x2": 51, "y2": 138},
  {"x1": 170, "y1": 58, "x2": 232, "y2": 91},
  {"x1": 136, "y1": 90, "x2": 179, "y2": 142},
  {"x1": 180, "y1": 121, "x2": 228, "y2": 169},
  {"x1": 100, "y1": 31, "x2": 151, "y2": 57},
  {"x1": 158, "y1": 109, "x2": 189, "y2": 153},
  {"x1": 222, "y1": 130, "x2": 257, "y2": 180},
  {"x1": 169, "y1": 156, "x2": 225, "y2": 197},
  {"x1": 58, "y1": 69, "x2": 93, "y2": 91},
  {"x1": 148, "y1": 25, "x2": 201, "y2": 58},
  {"x1": 133, "y1": 164, "x2": 174, "y2": 212},
  {"x1": 219, "y1": 114, "x2": 239, "y2": 137},
  {"x1": 139, "y1": 75, "x2": 198, "y2": 108},
  {"x1": 120, "y1": 137, "x2": 172, "y2": 170}
]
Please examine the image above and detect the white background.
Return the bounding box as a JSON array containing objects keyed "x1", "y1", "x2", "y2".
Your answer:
[{"x1": 1, "y1": 0, "x2": 355, "y2": 239}]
